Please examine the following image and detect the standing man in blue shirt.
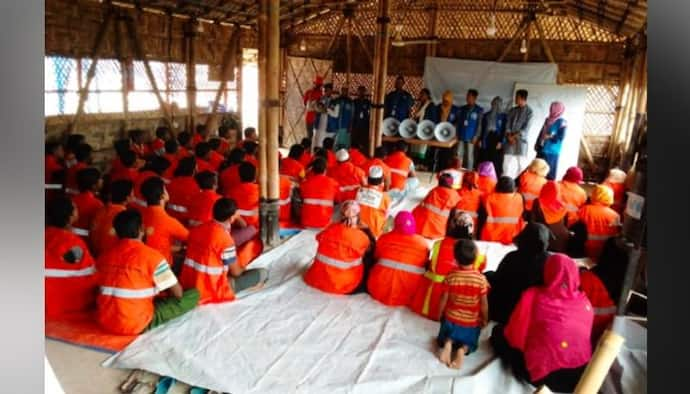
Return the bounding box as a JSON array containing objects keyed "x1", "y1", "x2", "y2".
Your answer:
[
  {"x1": 334, "y1": 86, "x2": 355, "y2": 150},
  {"x1": 455, "y1": 89, "x2": 483, "y2": 170},
  {"x1": 351, "y1": 86, "x2": 371, "y2": 150},
  {"x1": 384, "y1": 76, "x2": 415, "y2": 121}
]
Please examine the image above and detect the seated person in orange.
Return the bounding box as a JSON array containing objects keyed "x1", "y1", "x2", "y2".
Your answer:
[
  {"x1": 65, "y1": 143, "x2": 93, "y2": 195},
  {"x1": 71, "y1": 168, "x2": 104, "y2": 238},
  {"x1": 456, "y1": 171, "x2": 481, "y2": 228},
  {"x1": 109, "y1": 139, "x2": 131, "y2": 176},
  {"x1": 194, "y1": 142, "x2": 216, "y2": 174},
  {"x1": 140, "y1": 177, "x2": 190, "y2": 266},
  {"x1": 187, "y1": 171, "x2": 222, "y2": 227},
  {"x1": 192, "y1": 124, "x2": 209, "y2": 147},
  {"x1": 367, "y1": 211, "x2": 429, "y2": 306},
  {"x1": 576, "y1": 184, "x2": 621, "y2": 262},
  {"x1": 437, "y1": 157, "x2": 463, "y2": 190},
  {"x1": 131, "y1": 156, "x2": 171, "y2": 211},
  {"x1": 413, "y1": 172, "x2": 461, "y2": 239},
  {"x1": 348, "y1": 143, "x2": 369, "y2": 169},
  {"x1": 226, "y1": 162, "x2": 260, "y2": 229},
  {"x1": 217, "y1": 125, "x2": 233, "y2": 155},
  {"x1": 280, "y1": 144, "x2": 307, "y2": 182},
  {"x1": 476, "y1": 161, "x2": 497, "y2": 202},
  {"x1": 176, "y1": 131, "x2": 193, "y2": 158},
  {"x1": 278, "y1": 174, "x2": 296, "y2": 227},
  {"x1": 355, "y1": 165, "x2": 391, "y2": 238},
  {"x1": 45, "y1": 197, "x2": 98, "y2": 319},
  {"x1": 518, "y1": 158, "x2": 550, "y2": 212},
  {"x1": 410, "y1": 210, "x2": 484, "y2": 321},
  {"x1": 480, "y1": 176, "x2": 525, "y2": 245},
  {"x1": 384, "y1": 140, "x2": 419, "y2": 200},
  {"x1": 207, "y1": 138, "x2": 226, "y2": 171},
  {"x1": 90, "y1": 180, "x2": 134, "y2": 257},
  {"x1": 45, "y1": 140, "x2": 64, "y2": 186},
  {"x1": 109, "y1": 150, "x2": 140, "y2": 183},
  {"x1": 363, "y1": 146, "x2": 392, "y2": 191},
  {"x1": 162, "y1": 139, "x2": 181, "y2": 179},
  {"x1": 238, "y1": 127, "x2": 258, "y2": 149},
  {"x1": 179, "y1": 198, "x2": 269, "y2": 305},
  {"x1": 129, "y1": 129, "x2": 152, "y2": 159},
  {"x1": 96, "y1": 210, "x2": 200, "y2": 335},
  {"x1": 322, "y1": 137, "x2": 338, "y2": 168},
  {"x1": 298, "y1": 157, "x2": 340, "y2": 230},
  {"x1": 242, "y1": 141, "x2": 259, "y2": 168},
  {"x1": 219, "y1": 148, "x2": 245, "y2": 195},
  {"x1": 150, "y1": 126, "x2": 170, "y2": 157},
  {"x1": 166, "y1": 157, "x2": 199, "y2": 223},
  {"x1": 298, "y1": 137, "x2": 314, "y2": 167},
  {"x1": 603, "y1": 168, "x2": 627, "y2": 215},
  {"x1": 330, "y1": 149, "x2": 366, "y2": 202},
  {"x1": 303, "y1": 201, "x2": 373, "y2": 295},
  {"x1": 558, "y1": 166, "x2": 587, "y2": 226}
]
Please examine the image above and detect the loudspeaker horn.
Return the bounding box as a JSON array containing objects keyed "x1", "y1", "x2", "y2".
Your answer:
[
  {"x1": 434, "y1": 122, "x2": 456, "y2": 142},
  {"x1": 382, "y1": 117, "x2": 400, "y2": 137},
  {"x1": 416, "y1": 120, "x2": 436, "y2": 140},
  {"x1": 398, "y1": 119, "x2": 417, "y2": 138}
]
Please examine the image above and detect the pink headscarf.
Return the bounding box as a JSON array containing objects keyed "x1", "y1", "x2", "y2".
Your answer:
[
  {"x1": 562, "y1": 166, "x2": 583, "y2": 183},
  {"x1": 477, "y1": 161, "x2": 497, "y2": 181},
  {"x1": 504, "y1": 253, "x2": 593, "y2": 382},
  {"x1": 393, "y1": 211, "x2": 416, "y2": 235},
  {"x1": 546, "y1": 101, "x2": 566, "y2": 127}
]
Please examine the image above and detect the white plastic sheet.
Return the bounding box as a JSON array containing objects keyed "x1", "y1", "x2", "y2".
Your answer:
[{"x1": 422, "y1": 57, "x2": 558, "y2": 110}]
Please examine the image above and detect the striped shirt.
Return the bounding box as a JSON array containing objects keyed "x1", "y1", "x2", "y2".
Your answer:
[{"x1": 443, "y1": 269, "x2": 489, "y2": 327}]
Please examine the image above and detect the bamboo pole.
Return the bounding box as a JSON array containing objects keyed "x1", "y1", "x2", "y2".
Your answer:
[
  {"x1": 124, "y1": 13, "x2": 173, "y2": 126},
  {"x1": 185, "y1": 21, "x2": 197, "y2": 132},
  {"x1": 264, "y1": 0, "x2": 281, "y2": 247},
  {"x1": 257, "y1": 0, "x2": 268, "y2": 200},
  {"x1": 280, "y1": 46, "x2": 289, "y2": 138},
  {"x1": 205, "y1": 25, "x2": 240, "y2": 134},
  {"x1": 368, "y1": 0, "x2": 392, "y2": 156},
  {"x1": 69, "y1": 11, "x2": 114, "y2": 133},
  {"x1": 573, "y1": 330, "x2": 625, "y2": 394},
  {"x1": 497, "y1": 16, "x2": 530, "y2": 62},
  {"x1": 236, "y1": 33, "x2": 243, "y2": 130},
  {"x1": 426, "y1": 1, "x2": 440, "y2": 58}
]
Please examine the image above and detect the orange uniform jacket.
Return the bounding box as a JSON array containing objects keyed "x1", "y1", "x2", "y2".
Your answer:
[
  {"x1": 150, "y1": 138, "x2": 165, "y2": 156},
  {"x1": 363, "y1": 158, "x2": 392, "y2": 188},
  {"x1": 329, "y1": 161, "x2": 366, "y2": 202},
  {"x1": 196, "y1": 158, "x2": 215, "y2": 174},
  {"x1": 142, "y1": 205, "x2": 190, "y2": 264},
  {"x1": 244, "y1": 155, "x2": 259, "y2": 168},
  {"x1": 96, "y1": 240, "x2": 169, "y2": 335},
  {"x1": 412, "y1": 186, "x2": 461, "y2": 239},
  {"x1": 303, "y1": 223, "x2": 371, "y2": 294},
  {"x1": 280, "y1": 157, "x2": 306, "y2": 181},
  {"x1": 90, "y1": 203, "x2": 127, "y2": 257},
  {"x1": 518, "y1": 171, "x2": 548, "y2": 211},
  {"x1": 279, "y1": 175, "x2": 295, "y2": 225},
  {"x1": 367, "y1": 232, "x2": 429, "y2": 306},
  {"x1": 227, "y1": 182, "x2": 260, "y2": 228},
  {"x1": 326, "y1": 151, "x2": 337, "y2": 169},
  {"x1": 163, "y1": 153, "x2": 179, "y2": 179},
  {"x1": 131, "y1": 170, "x2": 158, "y2": 209},
  {"x1": 45, "y1": 154, "x2": 63, "y2": 184},
  {"x1": 110, "y1": 167, "x2": 140, "y2": 184},
  {"x1": 72, "y1": 191, "x2": 104, "y2": 236},
  {"x1": 208, "y1": 151, "x2": 224, "y2": 172},
  {"x1": 187, "y1": 190, "x2": 222, "y2": 227},
  {"x1": 349, "y1": 148, "x2": 368, "y2": 168},
  {"x1": 45, "y1": 227, "x2": 98, "y2": 319},
  {"x1": 578, "y1": 204, "x2": 621, "y2": 261},
  {"x1": 456, "y1": 187, "x2": 482, "y2": 227},
  {"x1": 408, "y1": 237, "x2": 459, "y2": 321},
  {"x1": 480, "y1": 192, "x2": 525, "y2": 245},
  {"x1": 355, "y1": 185, "x2": 391, "y2": 238},
  {"x1": 384, "y1": 151, "x2": 413, "y2": 191},
  {"x1": 603, "y1": 181, "x2": 626, "y2": 215},
  {"x1": 559, "y1": 181, "x2": 588, "y2": 226},
  {"x1": 166, "y1": 176, "x2": 200, "y2": 222},
  {"x1": 299, "y1": 152, "x2": 313, "y2": 167},
  {"x1": 580, "y1": 269, "x2": 616, "y2": 344},
  {"x1": 65, "y1": 162, "x2": 87, "y2": 195},
  {"x1": 300, "y1": 174, "x2": 339, "y2": 229},
  {"x1": 179, "y1": 221, "x2": 237, "y2": 304},
  {"x1": 477, "y1": 176, "x2": 497, "y2": 202},
  {"x1": 219, "y1": 164, "x2": 241, "y2": 195}
]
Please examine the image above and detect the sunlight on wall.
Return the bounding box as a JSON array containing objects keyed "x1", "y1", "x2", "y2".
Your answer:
[{"x1": 241, "y1": 50, "x2": 259, "y2": 134}]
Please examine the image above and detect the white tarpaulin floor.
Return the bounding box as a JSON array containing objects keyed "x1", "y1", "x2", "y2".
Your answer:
[{"x1": 104, "y1": 186, "x2": 647, "y2": 394}]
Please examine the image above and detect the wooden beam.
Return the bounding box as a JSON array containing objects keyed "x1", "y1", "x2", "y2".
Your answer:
[
  {"x1": 426, "y1": 0, "x2": 440, "y2": 57},
  {"x1": 113, "y1": 14, "x2": 129, "y2": 132},
  {"x1": 205, "y1": 25, "x2": 240, "y2": 134},
  {"x1": 369, "y1": 0, "x2": 392, "y2": 155},
  {"x1": 534, "y1": 17, "x2": 557, "y2": 63},
  {"x1": 324, "y1": 14, "x2": 346, "y2": 57},
  {"x1": 523, "y1": 21, "x2": 531, "y2": 62},
  {"x1": 351, "y1": 17, "x2": 374, "y2": 68},
  {"x1": 580, "y1": 135, "x2": 596, "y2": 167},
  {"x1": 124, "y1": 12, "x2": 173, "y2": 127},
  {"x1": 69, "y1": 10, "x2": 114, "y2": 133},
  {"x1": 497, "y1": 16, "x2": 530, "y2": 62},
  {"x1": 345, "y1": 15, "x2": 352, "y2": 89}
]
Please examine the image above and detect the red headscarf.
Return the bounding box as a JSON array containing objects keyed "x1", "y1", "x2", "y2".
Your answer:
[
  {"x1": 562, "y1": 166, "x2": 583, "y2": 183},
  {"x1": 504, "y1": 254, "x2": 593, "y2": 382},
  {"x1": 538, "y1": 181, "x2": 566, "y2": 224}
]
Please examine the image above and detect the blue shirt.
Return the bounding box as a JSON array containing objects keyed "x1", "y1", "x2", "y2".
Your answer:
[
  {"x1": 456, "y1": 104, "x2": 484, "y2": 142},
  {"x1": 428, "y1": 104, "x2": 461, "y2": 124},
  {"x1": 541, "y1": 118, "x2": 567, "y2": 155},
  {"x1": 335, "y1": 97, "x2": 354, "y2": 131},
  {"x1": 384, "y1": 90, "x2": 415, "y2": 121},
  {"x1": 352, "y1": 98, "x2": 371, "y2": 130}
]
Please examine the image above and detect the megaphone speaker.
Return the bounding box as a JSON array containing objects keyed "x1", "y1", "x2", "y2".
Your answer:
[
  {"x1": 416, "y1": 120, "x2": 436, "y2": 141},
  {"x1": 399, "y1": 119, "x2": 417, "y2": 138},
  {"x1": 382, "y1": 117, "x2": 400, "y2": 137},
  {"x1": 434, "y1": 122, "x2": 456, "y2": 142}
]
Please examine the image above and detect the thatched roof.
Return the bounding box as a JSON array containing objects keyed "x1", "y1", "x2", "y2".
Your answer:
[{"x1": 94, "y1": 0, "x2": 646, "y2": 41}]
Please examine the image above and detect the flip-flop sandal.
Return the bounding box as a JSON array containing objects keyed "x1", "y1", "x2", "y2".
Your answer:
[
  {"x1": 155, "y1": 376, "x2": 175, "y2": 394},
  {"x1": 234, "y1": 268, "x2": 269, "y2": 299}
]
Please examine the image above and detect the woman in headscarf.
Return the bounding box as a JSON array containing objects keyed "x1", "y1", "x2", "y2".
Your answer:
[
  {"x1": 558, "y1": 166, "x2": 587, "y2": 226},
  {"x1": 367, "y1": 211, "x2": 430, "y2": 306},
  {"x1": 430, "y1": 90, "x2": 461, "y2": 170},
  {"x1": 485, "y1": 222, "x2": 550, "y2": 324},
  {"x1": 476, "y1": 161, "x2": 497, "y2": 202},
  {"x1": 518, "y1": 158, "x2": 549, "y2": 213},
  {"x1": 603, "y1": 167, "x2": 628, "y2": 215},
  {"x1": 576, "y1": 184, "x2": 622, "y2": 262},
  {"x1": 530, "y1": 180, "x2": 570, "y2": 253},
  {"x1": 409, "y1": 210, "x2": 483, "y2": 321},
  {"x1": 455, "y1": 171, "x2": 481, "y2": 229},
  {"x1": 478, "y1": 96, "x2": 507, "y2": 175},
  {"x1": 490, "y1": 254, "x2": 593, "y2": 393},
  {"x1": 412, "y1": 173, "x2": 461, "y2": 239},
  {"x1": 479, "y1": 176, "x2": 525, "y2": 244},
  {"x1": 303, "y1": 200, "x2": 373, "y2": 295},
  {"x1": 535, "y1": 101, "x2": 567, "y2": 180}
]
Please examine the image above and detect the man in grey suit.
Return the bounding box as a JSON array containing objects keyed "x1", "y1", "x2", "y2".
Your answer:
[{"x1": 502, "y1": 89, "x2": 534, "y2": 179}]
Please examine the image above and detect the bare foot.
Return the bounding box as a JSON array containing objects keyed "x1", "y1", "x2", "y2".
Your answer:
[
  {"x1": 439, "y1": 340, "x2": 452, "y2": 367},
  {"x1": 450, "y1": 346, "x2": 467, "y2": 370}
]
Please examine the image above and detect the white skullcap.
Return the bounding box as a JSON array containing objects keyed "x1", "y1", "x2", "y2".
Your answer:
[
  {"x1": 368, "y1": 165, "x2": 383, "y2": 179},
  {"x1": 335, "y1": 149, "x2": 350, "y2": 162}
]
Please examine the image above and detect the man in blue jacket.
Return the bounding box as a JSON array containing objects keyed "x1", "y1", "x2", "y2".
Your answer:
[
  {"x1": 384, "y1": 76, "x2": 415, "y2": 121},
  {"x1": 455, "y1": 89, "x2": 483, "y2": 170}
]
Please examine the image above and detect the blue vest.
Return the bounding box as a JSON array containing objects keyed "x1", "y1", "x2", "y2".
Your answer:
[
  {"x1": 337, "y1": 98, "x2": 354, "y2": 131},
  {"x1": 457, "y1": 104, "x2": 484, "y2": 141},
  {"x1": 384, "y1": 90, "x2": 414, "y2": 121},
  {"x1": 480, "y1": 112, "x2": 507, "y2": 146},
  {"x1": 542, "y1": 118, "x2": 567, "y2": 155}
]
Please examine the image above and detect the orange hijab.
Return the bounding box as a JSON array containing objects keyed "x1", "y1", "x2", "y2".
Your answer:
[{"x1": 539, "y1": 181, "x2": 566, "y2": 224}]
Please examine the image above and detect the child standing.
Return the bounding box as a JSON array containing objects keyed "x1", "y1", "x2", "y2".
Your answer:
[{"x1": 437, "y1": 239, "x2": 489, "y2": 369}]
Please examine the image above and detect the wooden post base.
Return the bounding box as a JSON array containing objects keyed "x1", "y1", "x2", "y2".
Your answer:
[{"x1": 260, "y1": 199, "x2": 281, "y2": 248}]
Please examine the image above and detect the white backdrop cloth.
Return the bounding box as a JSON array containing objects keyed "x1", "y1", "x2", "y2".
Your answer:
[
  {"x1": 104, "y1": 185, "x2": 645, "y2": 394},
  {"x1": 513, "y1": 83, "x2": 587, "y2": 180},
  {"x1": 422, "y1": 57, "x2": 558, "y2": 110}
]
